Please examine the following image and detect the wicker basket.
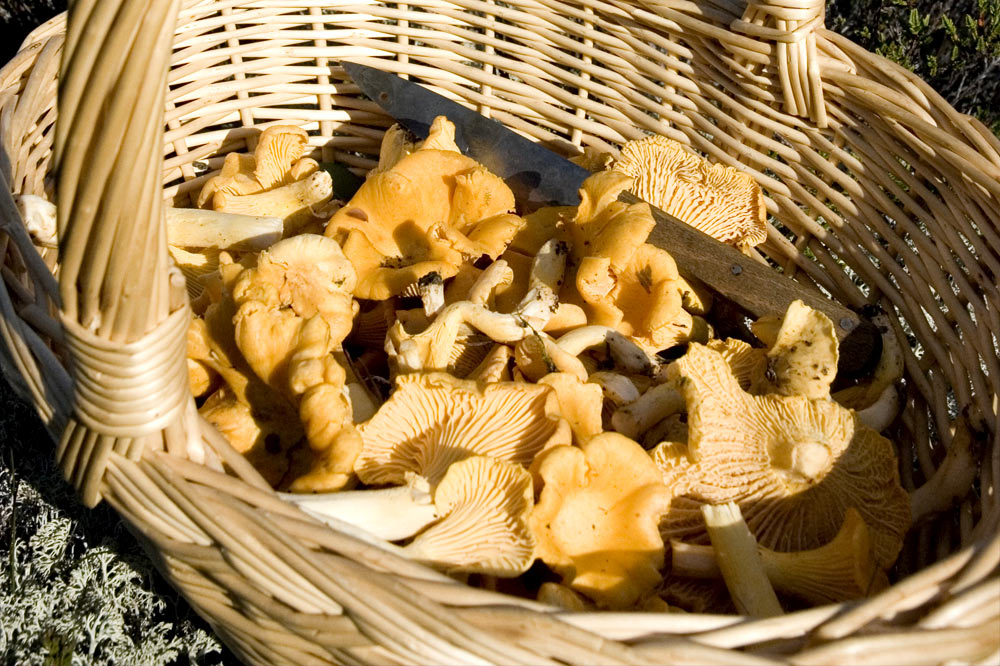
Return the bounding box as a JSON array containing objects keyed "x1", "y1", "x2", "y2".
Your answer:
[{"x1": 1, "y1": 0, "x2": 998, "y2": 663}]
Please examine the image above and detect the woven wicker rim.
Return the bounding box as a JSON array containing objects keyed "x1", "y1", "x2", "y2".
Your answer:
[{"x1": 0, "y1": 0, "x2": 998, "y2": 663}]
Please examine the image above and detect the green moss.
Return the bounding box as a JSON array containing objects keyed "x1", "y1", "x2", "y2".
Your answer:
[{"x1": 827, "y1": 0, "x2": 1000, "y2": 135}]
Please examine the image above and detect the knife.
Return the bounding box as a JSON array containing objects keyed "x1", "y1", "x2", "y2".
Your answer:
[{"x1": 342, "y1": 61, "x2": 880, "y2": 378}]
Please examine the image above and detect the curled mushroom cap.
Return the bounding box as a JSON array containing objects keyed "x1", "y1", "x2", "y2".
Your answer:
[
  {"x1": 253, "y1": 125, "x2": 311, "y2": 189},
  {"x1": 325, "y1": 116, "x2": 519, "y2": 300},
  {"x1": 231, "y1": 234, "x2": 357, "y2": 388},
  {"x1": 530, "y1": 432, "x2": 673, "y2": 609},
  {"x1": 563, "y1": 172, "x2": 692, "y2": 352},
  {"x1": 711, "y1": 301, "x2": 839, "y2": 400},
  {"x1": 537, "y1": 372, "x2": 604, "y2": 444},
  {"x1": 612, "y1": 135, "x2": 767, "y2": 251},
  {"x1": 197, "y1": 125, "x2": 314, "y2": 208},
  {"x1": 568, "y1": 170, "x2": 653, "y2": 273},
  {"x1": 200, "y1": 387, "x2": 302, "y2": 487},
  {"x1": 658, "y1": 344, "x2": 910, "y2": 567},
  {"x1": 354, "y1": 372, "x2": 571, "y2": 487},
  {"x1": 403, "y1": 456, "x2": 536, "y2": 576},
  {"x1": 765, "y1": 300, "x2": 839, "y2": 399}
]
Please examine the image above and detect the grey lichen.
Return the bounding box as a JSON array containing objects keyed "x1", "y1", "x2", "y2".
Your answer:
[{"x1": 0, "y1": 388, "x2": 224, "y2": 665}]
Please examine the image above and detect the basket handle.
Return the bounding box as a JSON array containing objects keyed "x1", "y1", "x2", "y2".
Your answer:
[
  {"x1": 730, "y1": 0, "x2": 828, "y2": 127},
  {"x1": 52, "y1": 0, "x2": 192, "y2": 507}
]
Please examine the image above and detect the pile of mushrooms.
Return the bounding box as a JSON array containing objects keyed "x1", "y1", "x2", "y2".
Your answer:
[{"x1": 179, "y1": 119, "x2": 917, "y2": 614}]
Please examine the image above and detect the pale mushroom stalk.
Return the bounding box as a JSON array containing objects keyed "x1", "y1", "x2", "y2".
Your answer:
[
  {"x1": 588, "y1": 371, "x2": 641, "y2": 430},
  {"x1": 17, "y1": 194, "x2": 285, "y2": 252},
  {"x1": 214, "y1": 170, "x2": 333, "y2": 230},
  {"x1": 515, "y1": 286, "x2": 559, "y2": 331},
  {"x1": 643, "y1": 414, "x2": 688, "y2": 448},
  {"x1": 468, "y1": 260, "x2": 513, "y2": 305},
  {"x1": 416, "y1": 271, "x2": 445, "y2": 317},
  {"x1": 671, "y1": 508, "x2": 889, "y2": 606},
  {"x1": 390, "y1": 301, "x2": 531, "y2": 373},
  {"x1": 537, "y1": 582, "x2": 593, "y2": 611},
  {"x1": 165, "y1": 208, "x2": 284, "y2": 251},
  {"x1": 514, "y1": 330, "x2": 589, "y2": 382},
  {"x1": 701, "y1": 502, "x2": 783, "y2": 618},
  {"x1": 514, "y1": 239, "x2": 568, "y2": 331},
  {"x1": 910, "y1": 417, "x2": 981, "y2": 525},
  {"x1": 611, "y1": 381, "x2": 685, "y2": 440},
  {"x1": 587, "y1": 371, "x2": 641, "y2": 407},
  {"x1": 555, "y1": 326, "x2": 659, "y2": 375},
  {"x1": 279, "y1": 484, "x2": 438, "y2": 542},
  {"x1": 856, "y1": 384, "x2": 901, "y2": 432},
  {"x1": 467, "y1": 344, "x2": 513, "y2": 383}
]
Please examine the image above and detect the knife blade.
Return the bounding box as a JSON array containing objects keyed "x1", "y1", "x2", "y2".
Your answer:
[{"x1": 342, "y1": 61, "x2": 880, "y2": 378}]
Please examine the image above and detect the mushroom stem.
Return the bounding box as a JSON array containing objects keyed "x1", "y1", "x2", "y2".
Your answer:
[
  {"x1": 555, "y1": 326, "x2": 659, "y2": 375},
  {"x1": 856, "y1": 384, "x2": 901, "y2": 432},
  {"x1": 529, "y1": 239, "x2": 568, "y2": 293},
  {"x1": 165, "y1": 207, "x2": 284, "y2": 251},
  {"x1": 910, "y1": 417, "x2": 981, "y2": 525},
  {"x1": 611, "y1": 381, "x2": 685, "y2": 440},
  {"x1": 279, "y1": 483, "x2": 438, "y2": 542},
  {"x1": 588, "y1": 371, "x2": 641, "y2": 407},
  {"x1": 672, "y1": 508, "x2": 889, "y2": 606},
  {"x1": 701, "y1": 502, "x2": 783, "y2": 618},
  {"x1": 214, "y1": 170, "x2": 333, "y2": 230},
  {"x1": 516, "y1": 286, "x2": 559, "y2": 330},
  {"x1": 17, "y1": 194, "x2": 286, "y2": 253},
  {"x1": 468, "y1": 344, "x2": 513, "y2": 383},
  {"x1": 390, "y1": 301, "x2": 530, "y2": 373},
  {"x1": 468, "y1": 260, "x2": 513, "y2": 305},
  {"x1": 417, "y1": 272, "x2": 445, "y2": 317},
  {"x1": 515, "y1": 331, "x2": 589, "y2": 382}
]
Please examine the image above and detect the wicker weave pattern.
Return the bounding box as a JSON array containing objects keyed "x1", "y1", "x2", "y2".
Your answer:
[{"x1": 0, "y1": 0, "x2": 998, "y2": 663}]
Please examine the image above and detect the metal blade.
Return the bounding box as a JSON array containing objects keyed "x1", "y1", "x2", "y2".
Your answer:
[{"x1": 343, "y1": 61, "x2": 590, "y2": 207}]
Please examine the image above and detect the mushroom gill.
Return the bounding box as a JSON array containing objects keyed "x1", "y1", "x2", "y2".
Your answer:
[
  {"x1": 611, "y1": 135, "x2": 767, "y2": 252},
  {"x1": 656, "y1": 343, "x2": 910, "y2": 568},
  {"x1": 354, "y1": 372, "x2": 571, "y2": 487}
]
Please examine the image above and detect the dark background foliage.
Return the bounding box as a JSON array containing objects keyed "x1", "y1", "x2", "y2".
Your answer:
[{"x1": 0, "y1": 0, "x2": 996, "y2": 663}]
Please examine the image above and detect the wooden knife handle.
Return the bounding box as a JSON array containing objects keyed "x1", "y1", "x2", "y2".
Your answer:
[{"x1": 620, "y1": 192, "x2": 881, "y2": 378}]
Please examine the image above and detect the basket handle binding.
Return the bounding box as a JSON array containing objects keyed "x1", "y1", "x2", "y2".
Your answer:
[
  {"x1": 732, "y1": 0, "x2": 828, "y2": 127},
  {"x1": 641, "y1": 0, "x2": 828, "y2": 127},
  {"x1": 52, "y1": 0, "x2": 195, "y2": 507}
]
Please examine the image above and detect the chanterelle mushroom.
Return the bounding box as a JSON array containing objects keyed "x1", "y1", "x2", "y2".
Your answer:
[
  {"x1": 670, "y1": 507, "x2": 889, "y2": 606},
  {"x1": 530, "y1": 432, "x2": 673, "y2": 609},
  {"x1": 229, "y1": 234, "x2": 361, "y2": 490},
  {"x1": 611, "y1": 135, "x2": 768, "y2": 252},
  {"x1": 404, "y1": 456, "x2": 536, "y2": 576},
  {"x1": 324, "y1": 116, "x2": 521, "y2": 300},
  {"x1": 710, "y1": 300, "x2": 839, "y2": 400},
  {"x1": 197, "y1": 125, "x2": 315, "y2": 207},
  {"x1": 563, "y1": 171, "x2": 693, "y2": 352},
  {"x1": 354, "y1": 372, "x2": 571, "y2": 487},
  {"x1": 231, "y1": 234, "x2": 356, "y2": 388},
  {"x1": 655, "y1": 344, "x2": 911, "y2": 568}
]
